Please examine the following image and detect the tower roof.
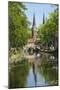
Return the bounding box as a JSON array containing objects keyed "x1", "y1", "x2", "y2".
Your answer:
[
  {"x1": 43, "y1": 13, "x2": 45, "y2": 24},
  {"x1": 32, "y1": 13, "x2": 36, "y2": 27},
  {"x1": 32, "y1": 13, "x2": 36, "y2": 38}
]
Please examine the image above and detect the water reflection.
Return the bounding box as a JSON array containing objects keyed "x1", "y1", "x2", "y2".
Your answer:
[
  {"x1": 37, "y1": 53, "x2": 58, "y2": 86},
  {"x1": 32, "y1": 62, "x2": 37, "y2": 87},
  {"x1": 9, "y1": 52, "x2": 58, "y2": 88},
  {"x1": 9, "y1": 59, "x2": 29, "y2": 88}
]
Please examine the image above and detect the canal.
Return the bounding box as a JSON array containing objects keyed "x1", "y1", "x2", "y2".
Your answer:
[{"x1": 9, "y1": 51, "x2": 58, "y2": 88}]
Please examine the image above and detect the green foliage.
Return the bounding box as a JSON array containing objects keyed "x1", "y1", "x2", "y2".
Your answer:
[
  {"x1": 38, "y1": 6, "x2": 58, "y2": 48},
  {"x1": 8, "y1": 2, "x2": 30, "y2": 48}
]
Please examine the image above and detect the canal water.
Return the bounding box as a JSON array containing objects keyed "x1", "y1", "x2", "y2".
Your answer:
[{"x1": 9, "y1": 52, "x2": 58, "y2": 88}]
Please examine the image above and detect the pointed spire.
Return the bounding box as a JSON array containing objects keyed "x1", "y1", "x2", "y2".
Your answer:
[
  {"x1": 33, "y1": 13, "x2": 35, "y2": 27},
  {"x1": 32, "y1": 13, "x2": 36, "y2": 38},
  {"x1": 43, "y1": 13, "x2": 45, "y2": 24}
]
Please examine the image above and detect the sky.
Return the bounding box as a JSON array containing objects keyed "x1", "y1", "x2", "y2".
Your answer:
[{"x1": 24, "y1": 3, "x2": 57, "y2": 27}]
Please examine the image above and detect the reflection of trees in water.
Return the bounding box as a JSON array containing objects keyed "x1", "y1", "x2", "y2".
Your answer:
[
  {"x1": 38, "y1": 53, "x2": 58, "y2": 86},
  {"x1": 9, "y1": 52, "x2": 58, "y2": 88},
  {"x1": 41, "y1": 65, "x2": 58, "y2": 85},
  {"x1": 9, "y1": 59, "x2": 29, "y2": 88}
]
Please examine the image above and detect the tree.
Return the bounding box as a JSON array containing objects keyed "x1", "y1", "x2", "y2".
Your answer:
[
  {"x1": 38, "y1": 5, "x2": 58, "y2": 50},
  {"x1": 8, "y1": 1, "x2": 30, "y2": 48}
]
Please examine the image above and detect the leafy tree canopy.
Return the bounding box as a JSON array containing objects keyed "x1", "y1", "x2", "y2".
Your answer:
[
  {"x1": 9, "y1": 2, "x2": 30, "y2": 48},
  {"x1": 38, "y1": 5, "x2": 58, "y2": 48}
]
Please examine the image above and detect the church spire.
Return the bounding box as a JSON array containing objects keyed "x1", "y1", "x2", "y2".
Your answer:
[
  {"x1": 32, "y1": 13, "x2": 36, "y2": 38},
  {"x1": 43, "y1": 13, "x2": 45, "y2": 24},
  {"x1": 33, "y1": 13, "x2": 35, "y2": 27}
]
